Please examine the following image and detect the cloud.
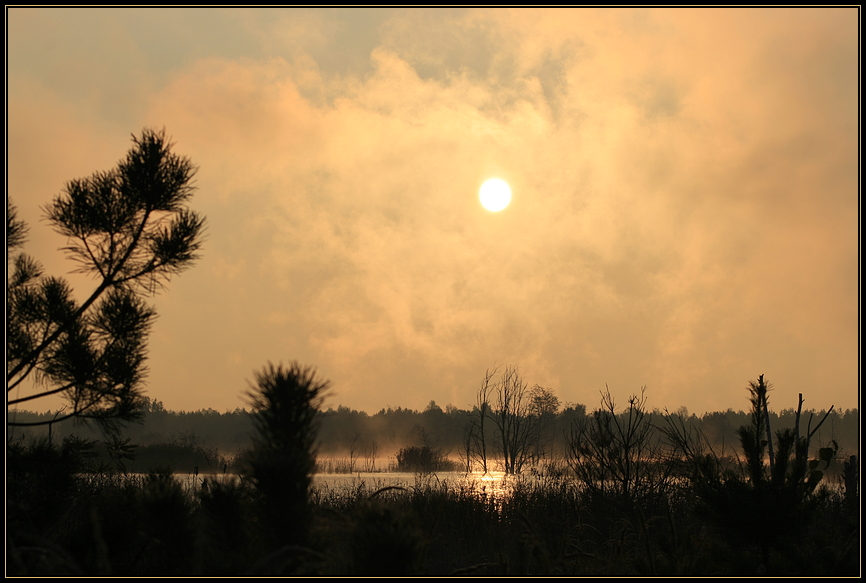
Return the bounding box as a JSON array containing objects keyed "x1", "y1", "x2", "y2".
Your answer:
[{"x1": 8, "y1": 8, "x2": 857, "y2": 414}]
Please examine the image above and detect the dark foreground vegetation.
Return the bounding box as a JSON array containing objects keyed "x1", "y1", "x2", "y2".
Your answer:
[{"x1": 7, "y1": 368, "x2": 860, "y2": 577}]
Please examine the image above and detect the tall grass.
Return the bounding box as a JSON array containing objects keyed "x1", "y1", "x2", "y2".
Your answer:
[{"x1": 7, "y1": 444, "x2": 857, "y2": 576}]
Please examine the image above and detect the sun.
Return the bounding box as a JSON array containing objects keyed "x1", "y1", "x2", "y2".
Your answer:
[{"x1": 479, "y1": 178, "x2": 512, "y2": 212}]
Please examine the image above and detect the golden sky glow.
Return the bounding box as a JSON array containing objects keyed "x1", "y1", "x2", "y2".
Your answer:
[{"x1": 6, "y1": 7, "x2": 859, "y2": 415}]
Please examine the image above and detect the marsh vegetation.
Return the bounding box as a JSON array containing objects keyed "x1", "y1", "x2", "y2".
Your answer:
[{"x1": 7, "y1": 370, "x2": 859, "y2": 577}]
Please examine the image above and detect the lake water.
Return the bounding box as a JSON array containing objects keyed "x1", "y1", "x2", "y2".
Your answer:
[
  {"x1": 312, "y1": 470, "x2": 514, "y2": 499},
  {"x1": 103, "y1": 469, "x2": 522, "y2": 503}
]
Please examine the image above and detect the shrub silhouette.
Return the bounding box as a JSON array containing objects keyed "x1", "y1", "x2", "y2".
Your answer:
[
  {"x1": 396, "y1": 445, "x2": 451, "y2": 473},
  {"x1": 348, "y1": 499, "x2": 424, "y2": 576},
  {"x1": 243, "y1": 361, "x2": 329, "y2": 569},
  {"x1": 7, "y1": 435, "x2": 102, "y2": 534},
  {"x1": 194, "y1": 477, "x2": 256, "y2": 576},
  {"x1": 566, "y1": 386, "x2": 674, "y2": 511},
  {"x1": 663, "y1": 375, "x2": 846, "y2": 574},
  {"x1": 134, "y1": 468, "x2": 196, "y2": 576}
]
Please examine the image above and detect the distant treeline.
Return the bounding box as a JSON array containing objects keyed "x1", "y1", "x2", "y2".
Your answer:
[{"x1": 7, "y1": 396, "x2": 858, "y2": 472}]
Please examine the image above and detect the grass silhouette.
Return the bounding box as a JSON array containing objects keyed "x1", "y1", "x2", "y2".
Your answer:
[{"x1": 6, "y1": 373, "x2": 859, "y2": 576}]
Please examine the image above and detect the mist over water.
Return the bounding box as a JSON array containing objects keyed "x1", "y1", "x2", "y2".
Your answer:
[
  {"x1": 104, "y1": 469, "x2": 519, "y2": 508},
  {"x1": 313, "y1": 470, "x2": 513, "y2": 499}
]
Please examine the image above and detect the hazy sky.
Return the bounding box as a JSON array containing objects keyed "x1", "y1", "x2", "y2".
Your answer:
[{"x1": 7, "y1": 7, "x2": 859, "y2": 416}]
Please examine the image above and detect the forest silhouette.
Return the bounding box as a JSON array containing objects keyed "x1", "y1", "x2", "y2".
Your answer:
[{"x1": 8, "y1": 388, "x2": 859, "y2": 477}]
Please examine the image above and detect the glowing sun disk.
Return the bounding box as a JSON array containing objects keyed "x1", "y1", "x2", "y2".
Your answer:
[{"x1": 479, "y1": 178, "x2": 512, "y2": 212}]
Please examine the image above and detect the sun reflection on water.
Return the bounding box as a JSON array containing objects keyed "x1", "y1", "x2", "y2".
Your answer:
[{"x1": 311, "y1": 470, "x2": 519, "y2": 505}]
